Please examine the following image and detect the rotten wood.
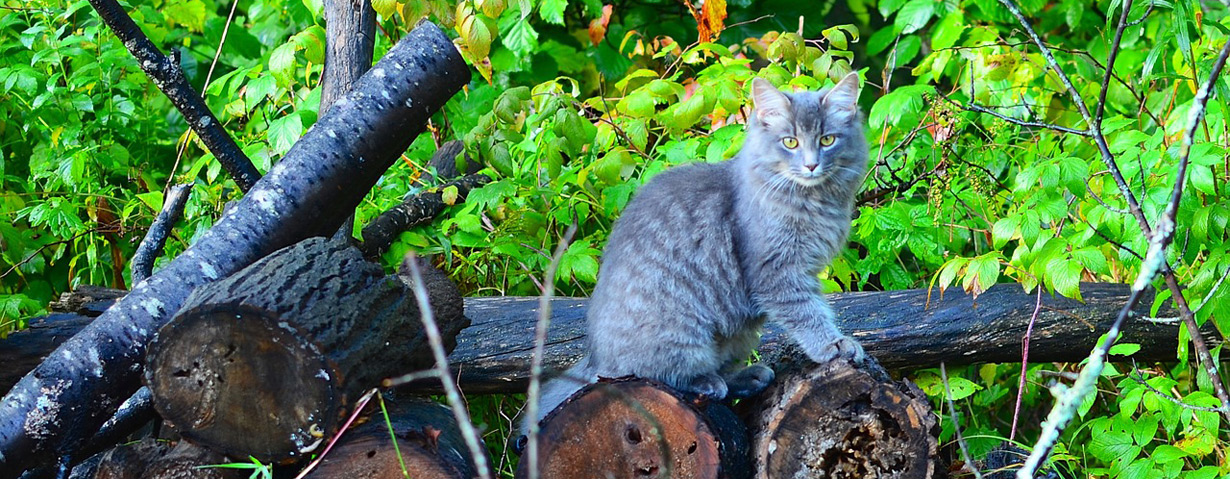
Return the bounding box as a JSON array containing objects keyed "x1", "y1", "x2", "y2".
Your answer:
[
  {"x1": 0, "y1": 22, "x2": 468, "y2": 477},
  {"x1": 516, "y1": 377, "x2": 749, "y2": 479},
  {"x1": 90, "y1": 439, "x2": 245, "y2": 479},
  {"x1": 747, "y1": 360, "x2": 938, "y2": 479},
  {"x1": 144, "y1": 238, "x2": 467, "y2": 463}
]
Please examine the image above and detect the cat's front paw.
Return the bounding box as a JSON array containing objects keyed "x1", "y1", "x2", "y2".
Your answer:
[
  {"x1": 726, "y1": 364, "x2": 775, "y2": 399},
  {"x1": 806, "y1": 335, "x2": 866, "y2": 365},
  {"x1": 684, "y1": 372, "x2": 729, "y2": 401}
]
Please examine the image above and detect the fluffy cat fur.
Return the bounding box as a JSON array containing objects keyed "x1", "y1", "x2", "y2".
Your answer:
[{"x1": 531, "y1": 73, "x2": 869, "y2": 428}]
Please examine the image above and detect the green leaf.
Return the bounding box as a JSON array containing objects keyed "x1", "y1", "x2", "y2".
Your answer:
[
  {"x1": 1047, "y1": 257, "x2": 1083, "y2": 300},
  {"x1": 1109, "y1": 342, "x2": 1141, "y2": 356},
  {"x1": 895, "y1": 0, "x2": 935, "y2": 35},
  {"x1": 539, "y1": 0, "x2": 568, "y2": 25},
  {"x1": 930, "y1": 12, "x2": 964, "y2": 49},
  {"x1": 268, "y1": 111, "x2": 304, "y2": 155},
  {"x1": 163, "y1": 0, "x2": 206, "y2": 32},
  {"x1": 943, "y1": 376, "x2": 982, "y2": 401},
  {"x1": 992, "y1": 216, "x2": 1019, "y2": 249}
]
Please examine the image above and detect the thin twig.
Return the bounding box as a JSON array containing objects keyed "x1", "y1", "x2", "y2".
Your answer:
[
  {"x1": 1010, "y1": 288, "x2": 1042, "y2": 442},
  {"x1": 1129, "y1": 360, "x2": 1229, "y2": 413},
  {"x1": 524, "y1": 223, "x2": 578, "y2": 479},
  {"x1": 292, "y1": 388, "x2": 379, "y2": 479},
  {"x1": 1094, "y1": 0, "x2": 1135, "y2": 127},
  {"x1": 1194, "y1": 266, "x2": 1230, "y2": 314},
  {"x1": 404, "y1": 255, "x2": 494, "y2": 479},
  {"x1": 940, "y1": 94, "x2": 1091, "y2": 137},
  {"x1": 941, "y1": 363, "x2": 984, "y2": 479}
]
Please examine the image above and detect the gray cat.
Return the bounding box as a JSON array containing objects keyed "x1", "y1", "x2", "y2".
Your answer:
[{"x1": 532, "y1": 72, "x2": 869, "y2": 427}]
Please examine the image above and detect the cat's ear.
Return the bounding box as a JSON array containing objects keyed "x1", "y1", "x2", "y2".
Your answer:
[
  {"x1": 822, "y1": 72, "x2": 861, "y2": 122},
  {"x1": 751, "y1": 77, "x2": 792, "y2": 128}
]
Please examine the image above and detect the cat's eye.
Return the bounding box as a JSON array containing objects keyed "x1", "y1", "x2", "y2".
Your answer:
[
  {"x1": 819, "y1": 135, "x2": 836, "y2": 146},
  {"x1": 781, "y1": 137, "x2": 799, "y2": 149}
]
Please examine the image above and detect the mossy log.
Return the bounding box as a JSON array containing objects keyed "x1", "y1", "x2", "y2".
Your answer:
[
  {"x1": 144, "y1": 238, "x2": 466, "y2": 463},
  {"x1": 516, "y1": 377, "x2": 750, "y2": 479}
]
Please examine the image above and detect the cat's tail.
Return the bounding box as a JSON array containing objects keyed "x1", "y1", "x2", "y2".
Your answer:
[{"x1": 518, "y1": 356, "x2": 596, "y2": 437}]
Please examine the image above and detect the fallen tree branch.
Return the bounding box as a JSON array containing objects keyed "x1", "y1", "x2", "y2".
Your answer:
[
  {"x1": 414, "y1": 282, "x2": 1192, "y2": 394},
  {"x1": 87, "y1": 0, "x2": 260, "y2": 191},
  {"x1": 130, "y1": 183, "x2": 193, "y2": 285},
  {"x1": 358, "y1": 173, "x2": 491, "y2": 258},
  {"x1": 0, "y1": 22, "x2": 469, "y2": 476}
]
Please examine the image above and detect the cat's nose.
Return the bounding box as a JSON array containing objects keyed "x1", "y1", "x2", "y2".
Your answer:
[{"x1": 804, "y1": 163, "x2": 819, "y2": 172}]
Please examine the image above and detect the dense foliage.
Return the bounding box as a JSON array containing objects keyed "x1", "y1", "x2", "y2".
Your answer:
[{"x1": 3, "y1": 0, "x2": 1230, "y2": 477}]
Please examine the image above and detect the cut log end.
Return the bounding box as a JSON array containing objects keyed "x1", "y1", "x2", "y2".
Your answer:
[
  {"x1": 518, "y1": 377, "x2": 748, "y2": 479},
  {"x1": 752, "y1": 361, "x2": 939, "y2": 479},
  {"x1": 145, "y1": 304, "x2": 339, "y2": 462}
]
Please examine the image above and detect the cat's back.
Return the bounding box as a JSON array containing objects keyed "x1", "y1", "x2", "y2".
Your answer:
[{"x1": 608, "y1": 161, "x2": 735, "y2": 242}]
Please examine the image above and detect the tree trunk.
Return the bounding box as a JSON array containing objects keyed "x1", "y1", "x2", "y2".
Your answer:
[
  {"x1": 0, "y1": 21, "x2": 468, "y2": 476},
  {"x1": 304, "y1": 397, "x2": 485, "y2": 479},
  {"x1": 144, "y1": 238, "x2": 466, "y2": 463},
  {"x1": 747, "y1": 361, "x2": 938, "y2": 479},
  {"x1": 516, "y1": 377, "x2": 750, "y2": 479}
]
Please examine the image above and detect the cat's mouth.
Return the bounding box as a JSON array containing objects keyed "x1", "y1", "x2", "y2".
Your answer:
[{"x1": 787, "y1": 168, "x2": 828, "y2": 186}]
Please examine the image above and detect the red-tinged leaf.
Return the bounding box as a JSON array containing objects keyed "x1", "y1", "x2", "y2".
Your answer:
[
  {"x1": 589, "y1": 4, "x2": 614, "y2": 46},
  {"x1": 684, "y1": 0, "x2": 726, "y2": 43}
]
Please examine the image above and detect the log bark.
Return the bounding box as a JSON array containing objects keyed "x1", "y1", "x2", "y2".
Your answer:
[
  {"x1": 0, "y1": 22, "x2": 468, "y2": 476},
  {"x1": 746, "y1": 361, "x2": 938, "y2": 479},
  {"x1": 89, "y1": 439, "x2": 245, "y2": 479},
  {"x1": 319, "y1": 0, "x2": 375, "y2": 116},
  {"x1": 304, "y1": 397, "x2": 484, "y2": 479},
  {"x1": 424, "y1": 282, "x2": 1195, "y2": 393},
  {"x1": 144, "y1": 238, "x2": 466, "y2": 462},
  {"x1": 516, "y1": 377, "x2": 750, "y2": 479}
]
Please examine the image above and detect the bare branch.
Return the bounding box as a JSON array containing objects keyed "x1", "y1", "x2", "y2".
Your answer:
[
  {"x1": 940, "y1": 94, "x2": 1092, "y2": 137},
  {"x1": 87, "y1": 0, "x2": 261, "y2": 191},
  {"x1": 1094, "y1": 0, "x2": 1135, "y2": 127}
]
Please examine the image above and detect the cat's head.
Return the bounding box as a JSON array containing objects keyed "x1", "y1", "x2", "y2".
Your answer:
[{"x1": 742, "y1": 73, "x2": 867, "y2": 188}]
